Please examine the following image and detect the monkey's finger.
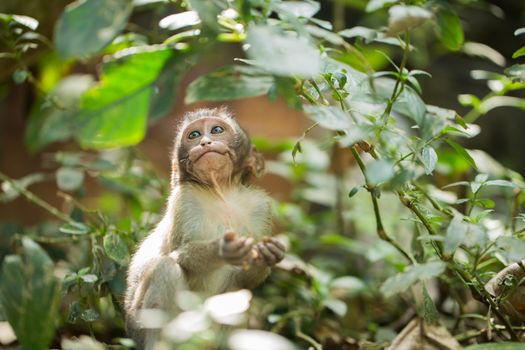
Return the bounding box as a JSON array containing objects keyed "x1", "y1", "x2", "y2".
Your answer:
[
  {"x1": 258, "y1": 243, "x2": 276, "y2": 264},
  {"x1": 223, "y1": 236, "x2": 250, "y2": 252},
  {"x1": 265, "y1": 242, "x2": 285, "y2": 261},
  {"x1": 266, "y1": 238, "x2": 286, "y2": 252},
  {"x1": 224, "y1": 239, "x2": 254, "y2": 259}
]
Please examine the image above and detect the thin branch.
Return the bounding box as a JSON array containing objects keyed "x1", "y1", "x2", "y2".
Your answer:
[
  {"x1": 0, "y1": 170, "x2": 73, "y2": 223},
  {"x1": 350, "y1": 147, "x2": 415, "y2": 263}
]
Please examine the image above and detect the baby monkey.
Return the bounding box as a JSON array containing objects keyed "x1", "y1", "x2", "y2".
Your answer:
[{"x1": 125, "y1": 107, "x2": 285, "y2": 350}]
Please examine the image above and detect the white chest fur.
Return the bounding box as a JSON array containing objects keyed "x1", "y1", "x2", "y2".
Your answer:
[{"x1": 180, "y1": 185, "x2": 271, "y2": 242}]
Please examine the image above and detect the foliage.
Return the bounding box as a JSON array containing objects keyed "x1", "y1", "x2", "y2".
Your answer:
[{"x1": 1, "y1": 0, "x2": 525, "y2": 349}]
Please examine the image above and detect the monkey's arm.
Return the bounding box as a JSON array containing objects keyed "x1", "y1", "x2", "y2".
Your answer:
[{"x1": 177, "y1": 235, "x2": 254, "y2": 276}]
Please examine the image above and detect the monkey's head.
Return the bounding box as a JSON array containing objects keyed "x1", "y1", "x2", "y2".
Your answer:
[{"x1": 172, "y1": 107, "x2": 264, "y2": 187}]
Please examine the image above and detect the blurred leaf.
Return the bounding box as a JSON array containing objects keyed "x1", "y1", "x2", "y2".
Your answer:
[
  {"x1": 8, "y1": 14, "x2": 39, "y2": 30},
  {"x1": 348, "y1": 186, "x2": 360, "y2": 198},
  {"x1": 380, "y1": 261, "x2": 446, "y2": 298},
  {"x1": 323, "y1": 298, "x2": 347, "y2": 316},
  {"x1": 149, "y1": 53, "x2": 195, "y2": 121},
  {"x1": 420, "y1": 146, "x2": 437, "y2": 175},
  {"x1": 330, "y1": 276, "x2": 366, "y2": 296},
  {"x1": 60, "y1": 221, "x2": 90, "y2": 235},
  {"x1": 187, "y1": 0, "x2": 222, "y2": 32},
  {"x1": 496, "y1": 237, "x2": 525, "y2": 262},
  {"x1": 272, "y1": 77, "x2": 303, "y2": 110},
  {"x1": 443, "y1": 215, "x2": 467, "y2": 258},
  {"x1": 56, "y1": 167, "x2": 84, "y2": 191},
  {"x1": 484, "y1": 179, "x2": 516, "y2": 188},
  {"x1": 367, "y1": 159, "x2": 395, "y2": 186},
  {"x1": 388, "y1": 5, "x2": 432, "y2": 36},
  {"x1": 445, "y1": 139, "x2": 477, "y2": 169},
  {"x1": 76, "y1": 48, "x2": 172, "y2": 148},
  {"x1": 463, "y1": 42, "x2": 506, "y2": 67},
  {"x1": 512, "y1": 46, "x2": 525, "y2": 59},
  {"x1": 422, "y1": 285, "x2": 439, "y2": 324},
  {"x1": 515, "y1": 28, "x2": 525, "y2": 36},
  {"x1": 366, "y1": 0, "x2": 398, "y2": 12},
  {"x1": 505, "y1": 64, "x2": 525, "y2": 82},
  {"x1": 246, "y1": 25, "x2": 321, "y2": 77},
  {"x1": 229, "y1": 330, "x2": 297, "y2": 350},
  {"x1": 0, "y1": 239, "x2": 60, "y2": 350},
  {"x1": 303, "y1": 105, "x2": 353, "y2": 130},
  {"x1": 185, "y1": 65, "x2": 273, "y2": 104},
  {"x1": 435, "y1": 6, "x2": 464, "y2": 51},
  {"x1": 159, "y1": 11, "x2": 200, "y2": 30},
  {"x1": 62, "y1": 335, "x2": 105, "y2": 350},
  {"x1": 25, "y1": 75, "x2": 94, "y2": 152},
  {"x1": 277, "y1": 1, "x2": 320, "y2": 18},
  {"x1": 55, "y1": 0, "x2": 133, "y2": 59},
  {"x1": 103, "y1": 233, "x2": 130, "y2": 264},
  {"x1": 465, "y1": 344, "x2": 525, "y2": 350}
]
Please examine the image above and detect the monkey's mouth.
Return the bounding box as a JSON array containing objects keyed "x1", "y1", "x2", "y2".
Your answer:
[{"x1": 195, "y1": 149, "x2": 227, "y2": 161}]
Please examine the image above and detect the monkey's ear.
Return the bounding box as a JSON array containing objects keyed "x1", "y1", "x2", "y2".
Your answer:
[{"x1": 245, "y1": 146, "x2": 265, "y2": 179}]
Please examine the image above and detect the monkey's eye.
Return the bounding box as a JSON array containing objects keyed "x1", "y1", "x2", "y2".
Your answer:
[
  {"x1": 211, "y1": 125, "x2": 224, "y2": 134},
  {"x1": 188, "y1": 130, "x2": 201, "y2": 139}
]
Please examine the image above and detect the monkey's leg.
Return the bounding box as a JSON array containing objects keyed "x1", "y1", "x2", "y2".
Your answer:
[{"x1": 131, "y1": 254, "x2": 187, "y2": 350}]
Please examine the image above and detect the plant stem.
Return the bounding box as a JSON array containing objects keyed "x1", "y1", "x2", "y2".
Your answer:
[
  {"x1": 350, "y1": 147, "x2": 415, "y2": 263},
  {"x1": 293, "y1": 316, "x2": 322, "y2": 350},
  {"x1": 0, "y1": 170, "x2": 73, "y2": 223}
]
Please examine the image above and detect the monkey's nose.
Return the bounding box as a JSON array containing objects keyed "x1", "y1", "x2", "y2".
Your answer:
[{"x1": 200, "y1": 136, "x2": 212, "y2": 146}]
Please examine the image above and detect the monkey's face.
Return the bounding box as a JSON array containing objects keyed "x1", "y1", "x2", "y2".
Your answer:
[{"x1": 180, "y1": 117, "x2": 236, "y2": 183}]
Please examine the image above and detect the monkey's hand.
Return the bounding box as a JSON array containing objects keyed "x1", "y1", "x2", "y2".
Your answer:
[
  {"x1": 219, "y1": 232, "x2": 255, "y2": 266},
  {"x1": 252, "y1": 236, "x2": 285, "y2": 267}
]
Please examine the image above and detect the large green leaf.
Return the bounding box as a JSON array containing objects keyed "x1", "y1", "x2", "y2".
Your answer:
[
  {"x1": 246, "y1": 25, "x2": 321, "y2": 78},
  {"x1": 435, "y1": 6, "x2": 464, "y2": 51},
  {"x1": 187, "y1": 0, "x2": 223, "y2": 32},
  {"x1": 149, "y1": 53, "x2": 195, "y2": 121},
  {"x1": 380, "y1": 261, "x2": 446, "y2": 298},
  {"x1": 25, "y1": 75, "x2": 94, "y2": 152},
  {"x1": 76, "y1": 48, "x2": 172, "y2": 149},
  {"x1": 103, "y1": 232, "x2": 130, "y2": 265},
  {"x1": 0, "y1": 239, "x2": 60, "y2": 350},
  {"x1": 55, "y1": 0, "x2": 133, "y2": 59},
  {"x1": 185, "y1": 65, "x2": 273, "y2": 104}
]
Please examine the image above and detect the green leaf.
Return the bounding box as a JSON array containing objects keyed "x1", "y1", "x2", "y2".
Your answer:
[
  {"x1": 103, "y1": 233, "x2": 130, "y2": 264},
  {"x1": 505, "y1": 64, "x2": 525, "y2": 82},
  {"x1": 185, "y1": 65, "x2": 273, "y2": 104},
  {"x1": 367, "y1": 160, "x2": 395, "y2": 186},
  {"x1": 366, "y1": 0, "x2": 398, "y2": 12},
  {"x1": 81, "y1": 308, "x2": 100, "y2": 322},
  {"x1": 149, "y1": 53, "x2": 195, "y2": 121},
  {"x1": 445, "y1": 139, "x2": 477, "y2": 169},
  {"x1": 76, "y1": 48, "x2": 172, "y2": 149},
  {"x1": 246, "y1": 25, "x2": 321, "y2": 78},
  {"x1": 435, "y1": 6, "x2": 464, "y2": 51},
  {"x1": 420, "y1": 146, "x2": 437, "y2": 175},
  {"x1": 484, "y1": 179, "x2": 516, "y2": 188},
  {"x1": 277, "y1": 1, "x2": 320, "y2": 18},
  {"x1": 515, "y1": 28, "x2": 525, "y2": 36},
  {"x1": 380, "y1": 261, "x2": 446, "y2": 298},
  {"x1": 273, "y1": 77, "x2": 303, "y2": 110},
  {"x1": 387, "y1": 5, "x2": 432, "y2": 36},
  {"x1": 56, "y1": 167, "x2": 84, "y2": 191},
  {"x1": 0, "y1": 239, "x2": 60, "y2": 350},
  {"x1": 187, "y1": 0, "x2": 222, "y2": 32},
  {"x1": 303, "y1": 105, "x2": 353, "y2": 130},
  {"x1": 55, "y1": 0, "x2": 133, "y2": 59},
  {"x1": 512, "y1": 46, "x2": 525, "y2": 59},
  {"x1": 158, "y1": 11, "x2": 200, "y2": 30},
  {"x1": 422, "y1": 285, "x2": 439, "y2": 324},
  {"x1": 496, "y1": 236, "x2": 525, "y2": 262},
  {"x1": 60, "y1": 221, "x2": 90, "y2": 235},
  {"x1": 25, "y1": 75, "x2": 94, "y2": 152},
  {"x1": 465, "y1": 343, "x2": 525, "y2": 350},
  {"x1": 348, "y1": 186, "x2": 359, "y2": 198},
  {"x1": 443, "y1": 215, "x2": 468, "y2": 258}
]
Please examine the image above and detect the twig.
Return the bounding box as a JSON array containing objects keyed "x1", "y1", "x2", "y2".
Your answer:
[
  {"x1": 293, "y1": 316, "x2": 322, "y2": 350},
  {"x1": 350, "y1": 147, "x2": 415, "y2": 263},
  {"x1": 0, "y1": 170, "x2": 73, "y2": 223}
]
